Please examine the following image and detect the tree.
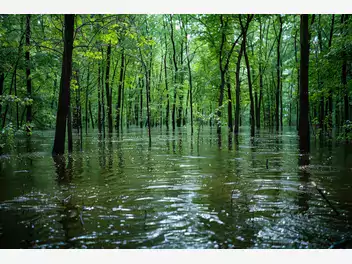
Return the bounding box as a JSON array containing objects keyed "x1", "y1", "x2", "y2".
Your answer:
[
  {"x1": 299, "y1": 14, "x2": 310, "y2": 152},
  {"x1": 52, "y1": 15, "x2": 75, "y2": 155}
]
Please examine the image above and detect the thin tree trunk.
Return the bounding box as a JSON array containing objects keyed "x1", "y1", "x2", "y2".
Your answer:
[
  {"x1": 276, "y1": 15, "x2": 283, "y2": 131},
  {"x1": 85, "y1": 65, "x2": 89, "y2": 134},
  {"x1": 170, "y1": 15, "x2": 178, "y2": 131},
  {"x1": 341, "y1": 15, "x2": 349, "y2": 122},
  {"x1": 234, "y1": 40, "x2": 244, "y2": 135},
  {"x1": 327, "y1": 15, "x2": 335, "y2": 132},
  {"x1": 25, "y1": 14, "x2": 32, "y2": 133},
  {"x1": 89, "y1": 100, "x2": 94, "y2": 129},
  {"x1": 116, "y1": 49, "x2": 125, "y2": 132},
  {"x1": 227, "y1": 73, "x2": 233, "y2": 132},
  {"x1": 244, "y1": 38, "x2": 255, "y2": 137},
  {"x1": 105, "y1": 43, "x2": 112, "y2": 133},
  {"x1": 164, "y1": 52, "x2": 170, "y2": 130},
  {"x1": 0, "y1": 73, "x2": 4, "y2": 118},
  {"x1": 97, "y1": 64, "x2": 102, "y2": 133}
]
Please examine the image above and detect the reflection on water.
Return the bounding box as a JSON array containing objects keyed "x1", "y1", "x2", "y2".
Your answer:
[{"x1": 1, "y1": 127, "x2": 352, "y2": 248}]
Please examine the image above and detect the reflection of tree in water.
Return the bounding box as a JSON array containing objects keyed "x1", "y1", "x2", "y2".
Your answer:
[
  {"x1": 98, "y1": 134, "x2": 106, "y2": 169},
  {"x1": 53, "y1": 155, "x2": 83, "y2": 248}
]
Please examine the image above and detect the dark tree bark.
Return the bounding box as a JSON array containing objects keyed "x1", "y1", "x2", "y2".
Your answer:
[
  {"x1": 116, "y1": 49, "x2": 125, "y2": 133},
  {"x1": 25, "y1": 14, "x2": 32, "y2": 133},
  {"x1": 299, "y1": 14, "x2": 310, "y2": 152},
  {"x1": 294, "y1": 28, "x2": 300, "y2": 131},
  {"x1": 52, "y1": 14, "x2": 75, "y2": 155},
  {"x1": 234, "y1": 15, "x2": 252, "y2": 135}
]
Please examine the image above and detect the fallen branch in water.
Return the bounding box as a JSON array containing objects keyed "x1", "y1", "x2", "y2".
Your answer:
[{"x1": 311, "y1": 181, "x2": 339, "y2": 216}]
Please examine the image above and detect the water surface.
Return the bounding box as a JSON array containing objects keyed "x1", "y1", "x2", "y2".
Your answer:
[{"x1": 1, "y1": 127, "x2": 352, "y2": 249}]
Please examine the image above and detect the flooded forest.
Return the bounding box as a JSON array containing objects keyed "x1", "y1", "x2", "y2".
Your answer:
[{"x1": 1, "y1": 14, "x2": 352, "y2": 249}]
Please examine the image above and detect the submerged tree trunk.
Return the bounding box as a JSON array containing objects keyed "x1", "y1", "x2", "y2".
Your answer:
[
  {"x1": 299, "y1": 14, "x2": 310, "y2": 152},
  {"x1": 52, "y1": 14, "x2": 75, "y2": 155}
]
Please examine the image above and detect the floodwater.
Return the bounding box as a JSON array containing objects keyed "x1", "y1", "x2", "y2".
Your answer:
[{"x1": 1, "y1": 126, "x2": 352, "y2": 249}]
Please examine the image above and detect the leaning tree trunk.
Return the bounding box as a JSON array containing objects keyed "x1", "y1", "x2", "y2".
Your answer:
[{"x1": 52, "y1": 14, "x2": 75, "y2": 155}]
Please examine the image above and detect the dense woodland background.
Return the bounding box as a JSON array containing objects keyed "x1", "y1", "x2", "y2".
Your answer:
[{"x1": 0, "y1": 14, "x2": 351, "y2": 154}]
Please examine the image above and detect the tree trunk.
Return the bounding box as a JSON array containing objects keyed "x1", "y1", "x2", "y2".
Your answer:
[
  {"x1": 299, "y1": 14, "x2": 310, "y2": 152},
  {"x1": 164, "y1": 53, "x2": 170, "y2": 130},
  {"x1": 0, "y1": 73, "x2": 4, "y2": 118},
  {"x1": 139, "y1": 76, "x2": 143, "y2": 128},
  {"x1": 170, "y1": 15, "x2": 178, "y2": 131},
  {"x1": 105, "y1": 43, "x2": 112, "y2": 133},
  {"x1": 341, "y1": 15, "x2": 349, "y2": 122},
  {"x1": 244, "y1": 36, "x2": 255, "y2": 137},
  {"x1": 25, "y1": 14, "x2": 32, "y2": 133},
  {"x1": 227, "y1": 73, "x2": 233, "y2": 132},
  {"x1": 276, "y1": 15, "x2": 283, "y2": 131},
  {"x1": 89, "y1": 100, "x2": 94, "y2": 129},
  {"x1": 116, "y1": 49, "x2": 125, "y2": 132},
  {"x1": 257, "y1": 17, "x2": 263, "y2": 130},
  {"x1": 52, "y1": 14, "x2": 75, "y2": 155},
  {"x1": 97, "y1": 64, "x2": 102, "y2": 133},
  {"x1": 327, "y1": 15, "x2": 335, "y2": 132},
  {"x1": 85, "y1": 65, "x2": 89, "y2": 134},
  {"x1": 234, "y1": 40, "x2": 245, "y2": 135}
]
